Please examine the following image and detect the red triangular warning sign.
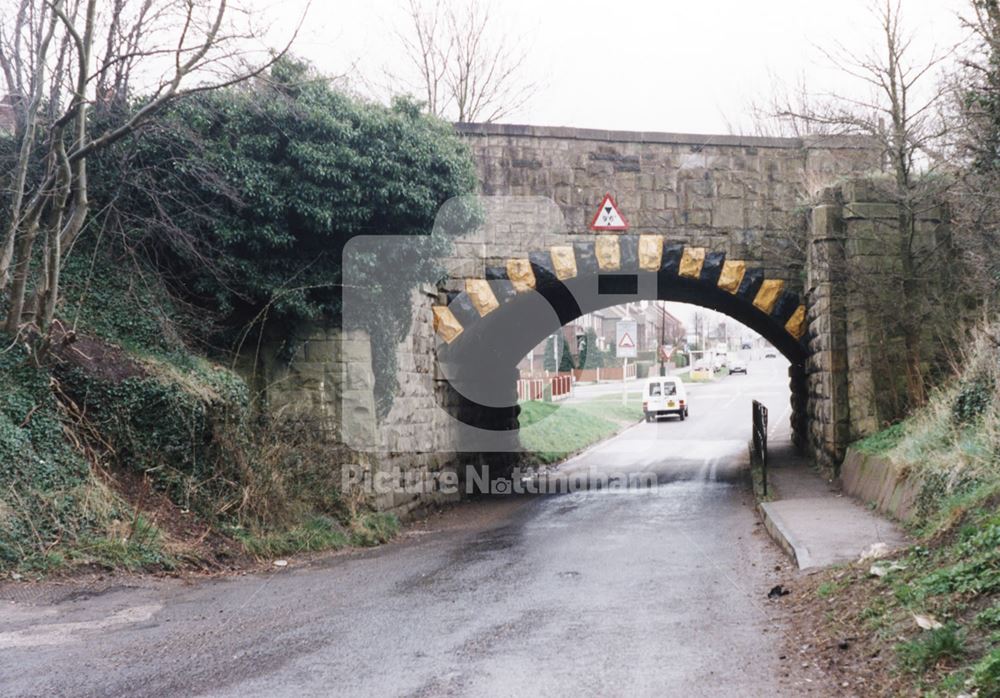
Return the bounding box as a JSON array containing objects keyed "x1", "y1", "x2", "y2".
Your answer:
[
  {"x1": 618, "y1": 332, "x2": 635, "y2": 348},
  {"x1": 589, "y1": 193, "x2": 629, "y2": 231}
]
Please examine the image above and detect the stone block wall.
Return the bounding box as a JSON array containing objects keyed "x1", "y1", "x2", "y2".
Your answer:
[
  {"x1": 240, "y1": 288, "x2": 463, "y2": 520},
  {"x1": 805, "y1": 180, "x2": 950, "y2": 470},
  {"x1": 451, "y1": 124, "x2": 881, "y2": 297},
  {"x1": 243, "y1": 324, "x2": 377, "y2": 447},
  {"x1": 805, "y1": 200, "x2": 851, "y2": 469}
]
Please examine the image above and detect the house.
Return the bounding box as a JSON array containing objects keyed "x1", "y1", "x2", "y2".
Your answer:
[
  {"x1": 516, "y1": 301, "x2": 686, "y2": 376},
  {"x1": 632, "y1": 302, "x2": 685, "y2": 352}
]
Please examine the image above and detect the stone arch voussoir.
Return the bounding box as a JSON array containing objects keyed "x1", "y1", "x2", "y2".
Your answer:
[{"x1": 432, "y1": 235, "x2": 808, "y2": 362}]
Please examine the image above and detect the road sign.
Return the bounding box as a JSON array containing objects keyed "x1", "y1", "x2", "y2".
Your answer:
[
  {"x1": 616, "y1": 319, "x2": 637, "y2": 358},
  {"x1": 590, "y1": 193, "x2": 629, "y2": 231}
]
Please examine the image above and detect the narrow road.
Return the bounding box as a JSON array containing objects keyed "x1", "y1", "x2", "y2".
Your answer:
[{"x1": 0, "y1": 358, "x2": 814, "y2": 697}]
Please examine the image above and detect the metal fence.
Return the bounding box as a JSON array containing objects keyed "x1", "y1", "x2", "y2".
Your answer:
[{"x1": 751, "y1": 400, "x2": 769, "y2": 495}]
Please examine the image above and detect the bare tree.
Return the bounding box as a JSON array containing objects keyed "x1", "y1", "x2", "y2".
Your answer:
[
  {"x1": 763, "y1": 0, "x2": 958, "y2": 410},
  {"x1": 744, "y1": 72, "x2": 837, "y2": 139},
  {"x1": 399, "y1": 0, "x2": 450, "y2": 117},
  {"x1": 398, "y1": 0, "x2": 533, "y2": 122},
  {"x1": 948, "y1": 0, "x2": 1000, "y2": 296},
  {"x1": 0, "y1": 0, "x2": 300, "y2": 340}
]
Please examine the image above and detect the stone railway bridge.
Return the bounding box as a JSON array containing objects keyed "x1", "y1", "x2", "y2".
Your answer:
[{"x1": 262, "y1": 123, "x2": 948, "y2": 516}]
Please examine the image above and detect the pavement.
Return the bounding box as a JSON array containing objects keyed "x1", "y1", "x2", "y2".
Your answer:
[
  {"x1": 0, "y1": 355, "x2": 904, "y2": 696},
  {"x1": 758, "y1": 439, "x2": 910, "y2": 570}
]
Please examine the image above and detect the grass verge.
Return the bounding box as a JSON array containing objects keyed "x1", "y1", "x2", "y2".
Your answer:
[{"x1": 519, "y1": 394, "x2": 644, "y2": 464}]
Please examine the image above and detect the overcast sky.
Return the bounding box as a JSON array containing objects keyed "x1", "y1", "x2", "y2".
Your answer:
[
  {"x1": 271, "y1": 0, "x2": 971, "y2": 134},
  {"x1": 260, "y1": 0, "x2": 972, "y2": 333}
]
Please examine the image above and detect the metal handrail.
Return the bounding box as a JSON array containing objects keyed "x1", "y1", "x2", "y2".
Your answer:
[{"x1": 752, "y1": 400, "x2": 769, "y2": 495}]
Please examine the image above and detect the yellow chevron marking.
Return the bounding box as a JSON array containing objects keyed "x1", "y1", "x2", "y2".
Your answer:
[
  {"x1": 638, "y1": 235, "x2": 664, "y2": 271},
  {"x1": 465, "y1": 279, "x2": 499, "y2": 317},
  {"x1": 506, "y1": 258, "x2": 536, "y2": 293},
  {"x1": 785, "y1": 305, "x2": 807, "y2": 340},
  {"x1": 595, "y1": 236, "x2": 621, "y2": 271},
  {"x1": 717, "y1": 260, "x2": 746, "y2": 294},
  {"x1": 678, "y1": 247, "x2": 705, "y2": 278},
  {"x1": 549, "y1": 245, "x2": 577, "y2": 281},
  {"x1": 432, "y1": 306, "x2": 463, "y2": 343},
  {"x1": 753, "y1": 279, "x2": 785, "y2": 314}
]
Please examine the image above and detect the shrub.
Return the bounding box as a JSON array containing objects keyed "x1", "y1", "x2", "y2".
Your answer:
[
  {"x1": 975, "y1": 604, "x2": 1000, "y2": 631},
  {"x1": 897, "y1": 624, "x2": 966, "y2": 673},
  {"x1": 92, "y1": 58, "x2": 479, "y2": 419}
]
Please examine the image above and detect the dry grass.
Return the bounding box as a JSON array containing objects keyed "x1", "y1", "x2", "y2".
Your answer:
[{"x1": 862, "y1": 323, "x2": 1000, "y2": 524}]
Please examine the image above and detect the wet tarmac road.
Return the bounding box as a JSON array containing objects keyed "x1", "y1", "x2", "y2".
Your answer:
[{"x1": 0, "y1": 358, "x2": 812, "y2": 697}]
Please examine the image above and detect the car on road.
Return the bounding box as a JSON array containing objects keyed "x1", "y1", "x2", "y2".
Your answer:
[
  {"x1": 729, "y1": 360, "x2": 747, "y2": 374},
  {"x1": 643, "y1": 376, "x2": 688, "y2": 422}
]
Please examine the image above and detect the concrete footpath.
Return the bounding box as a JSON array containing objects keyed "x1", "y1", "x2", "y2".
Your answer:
[{"x1": 758, "y1": 441, "x2": 910, "y2": 569}]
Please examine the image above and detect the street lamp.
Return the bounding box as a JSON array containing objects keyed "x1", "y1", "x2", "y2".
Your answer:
[{"x1": 659, "y1": 302, "x2": 666, "y2": 376}]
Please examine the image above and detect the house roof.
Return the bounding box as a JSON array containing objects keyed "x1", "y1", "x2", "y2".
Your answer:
[{"x1": 576, "y1": 303, "x2": 684, "y2": 333}]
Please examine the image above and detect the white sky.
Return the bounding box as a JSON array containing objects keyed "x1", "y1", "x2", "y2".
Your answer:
[
  {"x1": 258, "y1": 0, "x2": 972, "y2": 332},
  {"x1": 267, "y1": 0, "x2": 971, "y2": 133}
]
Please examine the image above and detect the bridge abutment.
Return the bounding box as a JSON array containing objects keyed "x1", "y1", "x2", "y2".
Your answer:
[{"x1": 805, "y1": 180, "x2": 951, "y2": 471}]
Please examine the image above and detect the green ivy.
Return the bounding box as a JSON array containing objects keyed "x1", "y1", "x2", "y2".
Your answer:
[
  {"x1": 917, "y1": 518, "x2": 1000, "y2": 596},
  {"x1": 952, "y1": 376, "x2": 994, "y2": 425},
  {"x1": 55, "y1": 358, "x2": 251, "y2": 517},
  {"x1": 0, "y1": 343, "x2": 111, "y2": 566}
]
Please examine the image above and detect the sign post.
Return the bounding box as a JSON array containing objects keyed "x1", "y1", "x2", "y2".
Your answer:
[{"x1": 616, "y1": 319, "x2": 637, "y2": 405}]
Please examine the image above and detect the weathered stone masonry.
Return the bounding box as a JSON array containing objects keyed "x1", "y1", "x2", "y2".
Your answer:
[
  {"x1": 805, "y1": 180, "x2": 949, "y2": 469},
  {"x1": 242, "y1": 122, "x2": 950, "y2": 516}
]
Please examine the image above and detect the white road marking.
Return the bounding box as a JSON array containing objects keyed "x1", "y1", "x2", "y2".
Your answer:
[{"x1": 769, "y1": 403, "x2": 791, "y2": 439}]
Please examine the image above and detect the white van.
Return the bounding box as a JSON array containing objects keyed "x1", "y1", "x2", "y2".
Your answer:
[{"x1": 642, "y1": 376, "x2": 688, "y2": 422}]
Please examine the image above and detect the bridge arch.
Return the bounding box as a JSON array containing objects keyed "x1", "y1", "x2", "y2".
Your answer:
[{"x1": 432, "y1": 235, "x2": 809, "y2": 450}]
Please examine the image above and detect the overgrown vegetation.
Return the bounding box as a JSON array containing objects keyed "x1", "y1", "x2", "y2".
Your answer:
[
  {"x1": 800, "y1": 324, "x2": 1000, "y2": 696},
  {"x1": 0, "y1": 60, "x2": 479, "y2": 575},
  {"x1": 800, "y1": 490, "x2": 1000, "y2": 696},
  {"x1": 0, "y1": 235, "x2": 401, "y2": 575},
  {"x1": 856, "y1": 325, "x2": 1000, "y2": 520},
  {"x1": 0, "y1": 341, "x2": 167, "y2": 572}
]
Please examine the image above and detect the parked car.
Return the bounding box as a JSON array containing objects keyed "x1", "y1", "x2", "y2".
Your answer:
[
  {"x1": 729, "y1": 360, "x2": 747, "y2": 374},
  {"x1": 643, "y1": 377, "x2": 688, "y2": 422}
]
